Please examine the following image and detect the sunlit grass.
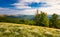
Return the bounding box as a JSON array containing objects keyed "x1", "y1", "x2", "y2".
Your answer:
[{"x1": 0, "y1": 22, "x2": 60, "y2": 37}]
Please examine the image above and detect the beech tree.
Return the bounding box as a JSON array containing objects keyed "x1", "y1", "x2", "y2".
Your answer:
[
  {"x1": 49, "y1": 13, "x2": 59, "y2": 28},
  {"x1": 34, "y1": 11, "x2": 49, "y2": 27},
  {"x1": 39, "y1": 12, "x2": 49, "y2": 27}
]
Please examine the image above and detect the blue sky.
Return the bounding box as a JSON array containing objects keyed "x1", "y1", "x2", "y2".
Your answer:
[
  {"x1": 0, "y1": 0, "x2": 60, "y2": 15},
  {"x1": 0, "y1": 0, "x2": 17, "y2": 8}
]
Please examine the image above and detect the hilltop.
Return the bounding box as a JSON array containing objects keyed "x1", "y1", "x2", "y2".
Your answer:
[{"x1": 0, "y1": 22, "x2": 60, "y2": 37}]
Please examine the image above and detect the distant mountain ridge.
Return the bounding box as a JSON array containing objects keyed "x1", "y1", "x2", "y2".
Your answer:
[
  {"x1": 0, "y1": 14, "x2": 60, "y2": 20},
  {"x1": 4, "y1": 14, "x2": 35, "y2": 20}
]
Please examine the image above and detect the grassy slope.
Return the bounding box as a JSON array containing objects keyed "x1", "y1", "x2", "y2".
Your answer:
[{"x1": 0, "y1": 22, "x2": 60, "y2": 37}]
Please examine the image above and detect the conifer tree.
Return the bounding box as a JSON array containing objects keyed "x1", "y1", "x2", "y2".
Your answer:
[{"x1": 34, "y1": 9, "x2": 40, "y2": 26}]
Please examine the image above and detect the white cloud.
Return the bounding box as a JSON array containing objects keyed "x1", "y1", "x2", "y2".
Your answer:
[
  {"x1": 0, "y1": 8, "x2": 21, "y2": 15},
  {"x1": 18, "y1": 0, "x2": 60, "y2": 2},
  {"x1": 1, "y1": 0, "x2": 60, "y2": 15},
  {"x1": 0, "y1": 7, "x2": 60, "y2": 15},
  {"x1": 12, "y1": 0, "x2": 60, "y2": 9},
  {"x1": 39, "y1": 7, "x2": 60, "y2": 15},
  {"x1": 19, "y1": 0, "x2": 41, "y2": 2},
  {"x1": 15, "y1": 5, "x2": 31, "y2": 9},
  {"x1": 11, "y1": 1, "x2": 31, "y2": 9},
  {"x1": 18, "y1": 9, "x2": 36, "y2": 15},
  {"x1": 0, "y1": 7, "x2": 36, "y2": 15}
]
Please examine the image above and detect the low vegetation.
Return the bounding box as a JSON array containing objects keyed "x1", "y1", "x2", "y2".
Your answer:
[{"x1": 0, "y1": 22, "x2": 60, "y2": 37}]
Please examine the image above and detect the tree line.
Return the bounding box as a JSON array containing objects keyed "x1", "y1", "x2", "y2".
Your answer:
[
  {"x1": 34, "y1": 11, "x2": 60, "y2": 29},
  {"x1": 0, "y1": 11, "x2": 60, "y2": 29}
]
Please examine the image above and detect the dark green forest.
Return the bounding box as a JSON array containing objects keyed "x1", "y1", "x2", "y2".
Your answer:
[{"x1": 0, "y1": 11, "x2": 60, "y2": 29}]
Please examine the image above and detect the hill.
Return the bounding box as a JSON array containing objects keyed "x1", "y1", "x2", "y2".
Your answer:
[
  {"x1": 6, "y1": 15, "x2": 34, "y2": 20},
  {"x1": 0, "y1": 22, "x2": 60, "y2": 37},
  {"x1": 0, "y1": 14, "x2": 35, "y2": 20},
  {"x1": 0, "y1": 14, "x2": 60, "y2": 20}
]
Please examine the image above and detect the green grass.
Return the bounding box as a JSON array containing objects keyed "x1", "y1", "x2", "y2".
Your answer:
[{"x1": 0, "y1": 22, "x2": 60, "y2": 37}]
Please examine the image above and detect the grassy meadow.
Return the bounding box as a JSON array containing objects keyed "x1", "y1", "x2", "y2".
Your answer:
[{"x1": 0, "y1": 22, "x2": 60, "y2": 37}]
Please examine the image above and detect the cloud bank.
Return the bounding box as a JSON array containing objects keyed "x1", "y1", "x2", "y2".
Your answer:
[{"x1": 0, "y1": 0, "x2": 60, "y2": 15}]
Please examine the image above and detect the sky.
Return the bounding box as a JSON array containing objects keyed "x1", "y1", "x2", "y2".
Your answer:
[{"x1": 0, "y1": 0, "x2": 60, "y2": 15}]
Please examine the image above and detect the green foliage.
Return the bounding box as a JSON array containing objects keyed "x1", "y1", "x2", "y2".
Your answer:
[
  {"x1": 24, "y1": 20, "x2": 35, "y2": 25},
  {"x1": 34, "y1": 11, "x2": 49, "y2": 27},
  {"x1": 49, "y1": 13, "x2": 59, "y2": 28},
  {"x1": 39, "y1": 12, "x2": 49, "y2": 27},
  {"x1": 34, "y1": 13, "x2": 40, "y2": 26},
  {"x1": 0, "y1": 16, "x2": 35, "y2": 25}
]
